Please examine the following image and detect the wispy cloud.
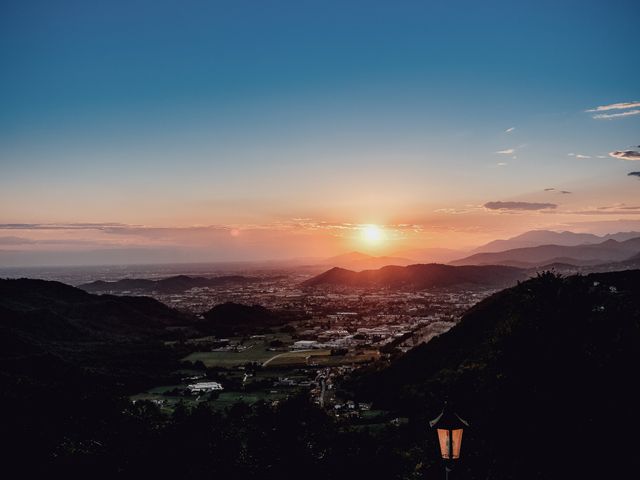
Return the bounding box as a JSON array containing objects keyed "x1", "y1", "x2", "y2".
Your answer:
[
  {"x1": 609, "y1": 150, "x2": 640, "y2": 161},
  {"x1": 568, "y1": 153, "x2": 591, "y2": 159},
  {"x1": 0, "y1": 220, "x2": 428, "y2": 244},
  {"x1": 597, "y1": 203, "x2": 640, "y2": 211},
  {"x1": 568, "y1": 203, "x2": 640, "y2": 215},
  {"x1": 0, "y1": 222, "x2": 136, "y2": 231},
  {"x1": 505, "y1": 127, "x2": 515, "y2": 133},
  {"x1": 484, "y1": 201, "x2": 557, "y2": 211},
  {"x1": 544, "y1": 187, "x2": 571, "y2": 194},
  {"x1": 586, "y1": 101, "x2": 640, "y2": 112},
  {"x1": 592, "y1": 110, "x2": 640, "y2": 120},
  {"x1": 433, "y1": 207, "x2": 476, "y2": 215},
  {"x1": 495, "y1": 148, "x2": 515, "y2": 155}
]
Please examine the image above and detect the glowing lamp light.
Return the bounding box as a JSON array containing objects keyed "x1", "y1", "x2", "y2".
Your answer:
[{"x1": 429, "y1": 403, "x2": 469, "y2": 461}]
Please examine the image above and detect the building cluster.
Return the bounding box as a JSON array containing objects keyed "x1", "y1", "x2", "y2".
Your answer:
[
  {"x1": 124, "y1": 269, "x2": 499, "y2": 414},
  {"x1": 187, "y1": 381, "x2": 224, "y2": 393}
]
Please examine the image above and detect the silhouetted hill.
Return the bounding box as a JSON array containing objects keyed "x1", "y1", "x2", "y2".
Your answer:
[
  {"x1": 320, "y1": 251, "x2": 415, "y2": 270},
  {"x1": 628, "y1": 251, "x2": 640, "y2": 261},
  {"x1": 1, "y1": 278, "x2": 191, "y2": 335},
  {"x1": 392, "y1": 247, "x2": 467, "y2": 263},
  {"x1": 198, "y1": 302, "x2": 299, "y2": 336},
  {"x1": 302, "y1": 263, "x2": 527, "y2": 289},
  {"x1": 0, "y1": 278, "x2": 192, "y2": 392},
  {"x1": 347, "y1": 269, "x2": 640, "y2": 479},
  {"x1": 473, "y1": 229, "x2": 640, "y2": 253},
  {"x1": 79, "y1": 274, "x2": 256, "y2": 294},
  {"x1": 451, "y1": 236, "x2": 640, "y2": 267},
  {"x1": 0, "y1": 279, "x2": 195, "y2": 478}
]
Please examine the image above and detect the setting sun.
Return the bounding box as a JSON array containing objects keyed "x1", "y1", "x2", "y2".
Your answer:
[{"x1": 362, "y1": 225, "x2": 384, "y2": 245}]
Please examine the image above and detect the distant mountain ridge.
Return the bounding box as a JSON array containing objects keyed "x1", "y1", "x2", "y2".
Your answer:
[
  {"x1": 451, "y1": 236, "x2": 640, "y2": 267},
  {"x1": 473, "y1": 229, "x2": 640, "y2": 253},
  {"x1": 391, "y1": 247, "x2": 467, "y2": 264},
  {"x1": 319, "y1": 251, "x2": 415, "y2": 270},
  {"x1": 79, "y1": 274, "x2": 257, "y2": 294},
  {"x1": 302, "y1": 263, "x2": 527, "y2": 289}
]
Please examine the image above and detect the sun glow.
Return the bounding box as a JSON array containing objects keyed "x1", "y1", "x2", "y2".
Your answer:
[{"x1": 361, "y1": 225, "x2": 384, "y2": 245}]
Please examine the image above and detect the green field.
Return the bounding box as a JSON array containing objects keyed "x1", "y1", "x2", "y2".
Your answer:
[
  {"x1": 183, "y1": 344, "x2": 276, "y2": 367},
  {"x1": 264, "y1": 349, "x2": 331, "y2": 366},
  {"x1": 315, "y1": 350, "x2": 379, "y2": 366},
  {"x1": 209, "y1": 390, "x2": 289, "y2": 409},
  {"x1": 183, "y1": 346, "x2": 380, "y2": 369},
  {"x1": 181, "y1": 334, "x2": 297, "y2": 368}
]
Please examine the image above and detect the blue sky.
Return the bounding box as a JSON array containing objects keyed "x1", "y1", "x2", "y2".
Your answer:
[{"x1": 1, "y1": 0, "x2": 639, "y2": 265}]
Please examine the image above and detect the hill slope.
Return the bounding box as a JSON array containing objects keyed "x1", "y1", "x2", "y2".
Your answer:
[
  {"x1": 348, "y1": 270, "x2": 640, "y2": 479},
  {"x1": 0, "y1": 278, "x2": 192, "y2": 392},
  {"x1": 303, "y1": 263, "x2": 527, "y2": 289},
  {"x1": 320, "y1": 251, "x2": 415, "y2": 270},
  {"x1": 198, "y1": 302, "x2": 289, "y2": 336}
]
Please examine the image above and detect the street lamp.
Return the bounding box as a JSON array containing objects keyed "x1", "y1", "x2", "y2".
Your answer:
[{"x1": 430, "y1": 403, "x2": 469, "y2": 479}]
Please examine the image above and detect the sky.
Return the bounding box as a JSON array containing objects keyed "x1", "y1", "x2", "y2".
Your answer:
[{"x1": 1, "y1": 0, "x2": 640, "y2": 266}]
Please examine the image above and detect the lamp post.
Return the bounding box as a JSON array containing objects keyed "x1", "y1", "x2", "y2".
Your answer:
[{"x1": 430, "y1": 402, "x2": 469, "y2": 480}]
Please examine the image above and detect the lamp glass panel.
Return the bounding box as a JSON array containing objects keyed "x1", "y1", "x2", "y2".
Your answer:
[
  {"x1": 451, "y1": 428, "x2": 463, "y2": 459},
  {"x1": 437, "y1": 429, "x2": 451, "y2": 459},
  {"x1": 436, "y1": 428, "x2": 464, "y2": 459}
]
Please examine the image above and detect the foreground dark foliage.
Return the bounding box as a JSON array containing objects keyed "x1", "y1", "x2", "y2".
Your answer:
[
  {"x1": 2, "y1": 271, "x2": 640, "y2": 479},
  {"x1": 348, "y1": 270, "x2": 640, "y2": 479},
  {"x1": 3, "y1": 393, "x2": 423, "y2": 480}
]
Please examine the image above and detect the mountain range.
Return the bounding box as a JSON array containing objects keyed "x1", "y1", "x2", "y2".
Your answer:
[
  {"x1": 450, "y1": 236, "x2": 640, "y2": 267},
  {"x1": 390, "y1": 247, "x2": 466, "y2": 263},
  {"x1": 313, "y1": 231, "x2": 640, "y2": 272},
  {"x1": 302, "y1": 263, "x2": 527, "y2": 289},
  {"x1": 472, "y1": 229, "x2": 640, "y2": 253},
  {"x1": 318, "y1": 251, "x2": 415, "y2": 270}
]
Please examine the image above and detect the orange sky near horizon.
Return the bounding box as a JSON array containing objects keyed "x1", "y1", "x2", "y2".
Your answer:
[{"x1": 3, "y1": 204, "x2": 640, "y2": 267}]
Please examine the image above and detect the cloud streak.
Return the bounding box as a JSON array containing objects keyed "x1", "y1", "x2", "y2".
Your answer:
[
  {"x1": 592, "y1": 110, "x2": 640, "y2": 119},
  {"x1": 568, "y1": 203, "x2": 640, "y2": 215},
  {"x1": 609, "y1": 150, "x2": 640, "y2": 161},
  {"x1": 586, "y1": 101, "x2": 640, "y2": 112},
  {"x1": 0, "y1": 222, "x2": 137, "y2": 231},
  {"x1": 484, "y1": 201, "x2": 557, "y2": 211}
]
